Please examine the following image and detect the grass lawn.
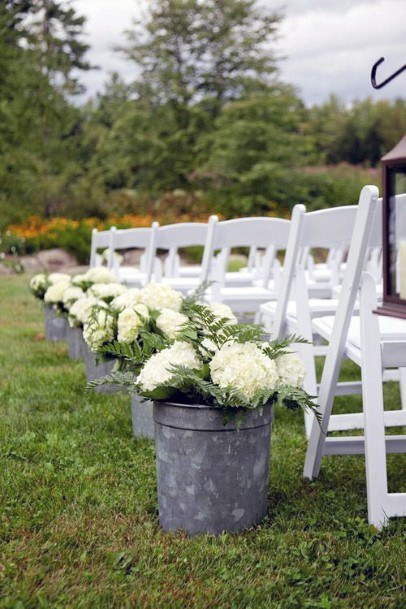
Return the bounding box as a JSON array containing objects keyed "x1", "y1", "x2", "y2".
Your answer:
[{"x1": 0, "y1": 275, "x2": 405, "y2": 608}]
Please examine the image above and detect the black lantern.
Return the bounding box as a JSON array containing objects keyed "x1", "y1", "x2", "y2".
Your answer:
[{"x1": 376, "y1": 135, "x2": 406, "y2": 319}]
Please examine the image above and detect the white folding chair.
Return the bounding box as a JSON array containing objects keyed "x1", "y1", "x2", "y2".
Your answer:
[
  {"x1": 146, "y1": 221, "x2": 208, "y2": 286},
  {"x1": 110, "y1": 224, "x2": 159, "y2": 286},
  {"x1": 302, "y1": 185, "x2": 405, "y2": 480},
  {"x1": 203, "y1": 216, "x2": 291, "y2": 315},
  {"x1": 259, "y1": 204, "x2": 362, "y2": 435},
  {"x1": 89, "y1": 228, "x2": 115, "y2": 268},
  {"x1": 145, "y1": 217, "x2": 219, "y2": 294}
]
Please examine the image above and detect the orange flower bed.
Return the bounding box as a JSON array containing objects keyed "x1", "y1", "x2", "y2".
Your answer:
[{"x1": 7, "y1": 212, "x2": 221, "y2": 238}]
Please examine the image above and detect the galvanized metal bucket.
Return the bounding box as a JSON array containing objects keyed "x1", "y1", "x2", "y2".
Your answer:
[
  {"x1": 44, "y1": 305, "x2": 68, "y2": 341},
  {"x1": 153, "y1": 401, "x2": 272, "y2": 535}
]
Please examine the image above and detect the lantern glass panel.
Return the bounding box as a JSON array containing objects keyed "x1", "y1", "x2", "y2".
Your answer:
[{"x1": 387, "y1": 164, "x2": 406, "y2": 300}]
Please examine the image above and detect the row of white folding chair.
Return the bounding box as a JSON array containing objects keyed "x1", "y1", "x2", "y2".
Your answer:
[
  {"x1": 91, "y1": 220, "x2": 266, "y2": 292},
  {"x1": 90, "y1": 217, "x2": 347, "y2": 311}
]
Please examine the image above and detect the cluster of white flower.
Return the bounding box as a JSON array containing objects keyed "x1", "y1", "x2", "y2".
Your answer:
[
  {"x1": 275, "y1": 352, "x2": 306, "y2": 388},
  {"x1": 44, "y1": 280, "x2": 71, "y2": 305},
  {"x1": 68, "y1": 296, "x2": 101, "y2": 327},
  {"x1": 156, "y1": 308, "x2": 188, "y2": 339},
  {"x1": 101, "y1": 248, "x2": 124, "y2": 265},
  {"x1": 138, "y1": 341, "x2": 201, "y2": 392},
  {"x1": 48, "y1": 272, "x2": 71, "y2": 284},
  {"x1": 62, "y1": 286, "x2": 85, "y2": 308},
  {"x1": 110, "y1": 289, "x2": 141, "y2": 312},
  {"x1": 138, "y1": 283, "x2": 183, "y2": 312},
  {"x1": 29, "y1": 273, "x2": 49, "y2": 297},
  {"x1": 209, "y1": 342, "x2": 279, "y2": 400},
  {"x1": 83, "y1": 267, "x2": 117, "y2": 284},
  {"x1": 83, "y1": 308, "x2": 115, "y2": 352},
  {"x1": 71, "y1": 273, "x2": 88, "y2": 287},
  {"x1": 88, "y1": 283, "x2": 127, "y2": 301},
  {"x1": 207, "y1": 302, "x2": 238, "y2": 324},
  {"x1": 117, "y1": 304, "x2": 149, "y2": 343}
]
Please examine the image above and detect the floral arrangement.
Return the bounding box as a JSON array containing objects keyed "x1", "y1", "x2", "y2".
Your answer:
[
  {"x1": 81, "y1": 283, "x2": 183, "y2": 354},
  {"x1": 29, "y1": 268, "x2": 122, "y2": 323},
  {"x1": 29, "y1": 272, "x2": 71, "y2": 300},
  {"x1": 87, "y1": 286, "x2": 316, "y2": 416}
]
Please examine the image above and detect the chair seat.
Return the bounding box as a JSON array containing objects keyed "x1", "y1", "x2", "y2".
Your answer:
[
  {"x1": 118, "y1": 267, "x2": 147, "y2": 286},
  {"x1": 178, "y1": 265, "x2": 202, "y2": 278},
  {"x1": 161, "y1": 276, "x2": 202, "y2": 294},
  {"x1": 306, "y1": 268, "x2": 333, "y2": 283},
  {"x1": 312, "y1": 315, "x2": 406, "y2": 349},
  {"x1": 223, "y1": 270, "x2": 256, "y2": 287},
  {"x1": 257, "y1": 278, "x2": 333, "y2": 299},
  {"x1": 203, "y1": 286, "x2": 277, "y2": 313},
  {"x1": 261, "y1": 298, "x2": 347, "y2": 321}
]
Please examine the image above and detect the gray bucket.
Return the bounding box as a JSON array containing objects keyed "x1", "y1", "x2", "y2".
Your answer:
[
  {"x1": 44, "y1": 305, "x2": 68, "y2": 341},
  {"x1": 131, "y1": 395, "x2": 154, "y2": 439},
  {"x1": 67, "y1": 326, "x2": 85, "y2": 360},
  {"x1": 153, "y1": 401, "x2": 272, "y2": 536},
  {"x1": 84, "y1": 346, "x2": 117, "y2": 393}
]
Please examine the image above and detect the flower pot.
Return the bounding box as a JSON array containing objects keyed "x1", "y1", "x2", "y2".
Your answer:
[
  {"x1": 83, "y1": 346, "x2": 117, "y2": 394},
  {"x1": 131, "y1": 395, "x2": 154, "y2": 439},
  {"x1": 67, "y1": 326, "x2": 85, "y2": 360},
  {"x1": 153, "y1": 401, "x2": 272, "y2": 535},
  {"x1": 44, "y1": 305, "x2": 68, "y2": 341}
]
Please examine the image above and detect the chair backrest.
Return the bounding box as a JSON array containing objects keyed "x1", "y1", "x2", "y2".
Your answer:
[
  {"x1": 271, "y1": 204, "x2": 362, "y2": 339},
  {"x1": 145, "y1": 218, "x2": 217, "y2": 283},
  {"x1": 151, "y1": 222, "x2": 209, "y2": 278},
  {"x1": 89, "y1": 228, "x2": 115, "y2": 268},
  {"x1": 204, "y1": 217, "x2": 291, "y2": 287},
  {"x1": 111, "y1": 226, "x2": 154, "y2": 251}
]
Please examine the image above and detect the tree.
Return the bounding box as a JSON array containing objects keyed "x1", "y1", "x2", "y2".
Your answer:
[
  {"x1": 195, "y1": 86, "x2": 312, "y2": 215},
  {"x1": 121, "y1": 0, "x2": 281, "y2": 112},
  {"x1": 111, "y1": 0, "x2": 282, "y2": 192},
  {"x1": 21, "y1": 0, "x2": 92, "y2": 95},
  {"x1": 0, "y1": 1, "x2": 93, "y2": 223}
]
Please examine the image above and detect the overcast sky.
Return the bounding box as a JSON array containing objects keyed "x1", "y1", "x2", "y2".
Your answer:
[{"x1": 72, "y1": 0, "x2": 406, "y2": 106}]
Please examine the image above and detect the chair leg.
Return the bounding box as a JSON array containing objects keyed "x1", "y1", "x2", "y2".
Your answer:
[
  {"x1": 399, "y1": 368, "x2": 406, "y2": 410},
  {"x1": 360, "y1": 273, "x2": 389, "y2": 529}
]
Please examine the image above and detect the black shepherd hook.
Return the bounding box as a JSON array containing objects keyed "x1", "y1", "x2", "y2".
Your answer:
[{"x1": 371, "y1": 57, "x2": 406, "y2": 89}]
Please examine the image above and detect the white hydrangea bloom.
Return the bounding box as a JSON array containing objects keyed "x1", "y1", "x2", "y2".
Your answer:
[
  {"x1": 207, "y1": 302, "x2": 237, "y2": 324},
  {"x1": 138, "y1": 283, "x2": 183, "y2": 312},
  {"x1": 156, "y1": 308, "x2": 188, "y2": 339},
  {"x1": 200, "y1": 336, "x2": 221, "y2": 355},
  {"x1": 83, "y1": 267, "x2": 117, "y2": 284},
  {"x1": 29, "y1": 273, "x2": 48, "y2": 297},
  {"x1": 88, "y1": 283, "x2": 127, "y2": 301},
  {"x1": 101, "y1": 248, "x2": 124, "y2": 265},
  {"x1": 210, "y1": 342, "x2": 278, "y2": 400},
  {"x1": 71, "y1": 273, "x2": 88, "y2": 287},
  {"x1": 138, "y1": 341, "x2": 201, "y2": 392},
  {"x1": 48, "y1": 272, "x2": 71, "y2": 284},
  {"x1": 68, "y1": 296, "x2": 102, "y2": 327},
  {"x1": 30, "y1": 273, "x2": 47, "y2": 291},
  {"x1": 83, "y1": 308, "x2": 115, "y2": 352},
  {"x1": 62, "y1": 286, "x2": 85, "y2": 308},
  {"x1": 117, "y1": 305, "x2": 148, "y2": 343},
  {"x1": 275, "y1": 352, "x2": 306, "y2": 388},
  {"x1": 44, "y1": 280, "x2": 71, "y2": 304},
  {"x1": 110, "y1": 288, "x2": 142, "y2": 312}
]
